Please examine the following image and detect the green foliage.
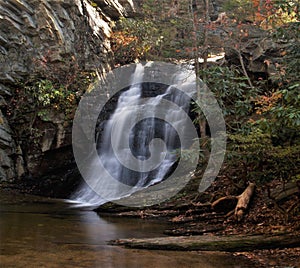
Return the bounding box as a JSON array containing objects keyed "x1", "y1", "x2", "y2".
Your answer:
[
  {"x1": 141, "y1": 0, "x2": 161, "y2": 17},
  {"x1": 112, "y1": 0, "x2": 194, "y2": 63},
  {"x1": 90, "y1": 1, "x2": 98, "y2": 8},
  {"x1": 254, "y1": 26, "x2": 300, "y2": 145},
  {"x1": 223, "y1": 0, "x2": 255, "y2": 21},
  {"x1": 179, "y1": 140, "x2": 205, "y2": 164},
  {"x1": 112, "y1": 17, "x2": 163, "y2": 64},
  {"x1": 254, "y1": 90, "x2": 300, "y2": 145},
  {"x1": 5, "y1": 73, "x2": 91, "y2": 155},
  {"x1": 7, "y1": 70, "x2": 96, "y2": 149},
  {"x1": 223, "y1": 0, "x2": 299, "y2": 28},
  {"x1": 267, "y1": 0, "x2": 299, "y2": 26},
  {"x1": 24, "y1": 79, "x2": 76, "y2": 120},
  {"x1": 195, "y1": 66, "x2": 259, "y2": 131},
  {"x1": 220, "y1": 20, "x2": 300, "y2": 184},
  {"x1": 226, "y1": 129, "x2": 300, "y2": 184}
]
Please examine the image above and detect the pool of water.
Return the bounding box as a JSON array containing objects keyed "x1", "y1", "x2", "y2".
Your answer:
[{"x1": 0, "y1": 190, "x2": 256, "y2": 267}]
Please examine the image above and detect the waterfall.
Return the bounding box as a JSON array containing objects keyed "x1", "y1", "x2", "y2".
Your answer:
[{"x1": 71, "y1": 63, "x2": 193, "y2": 207}]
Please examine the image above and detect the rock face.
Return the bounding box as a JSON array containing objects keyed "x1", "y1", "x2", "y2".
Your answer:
[{"x1": 0, "y1": 0, "x2": 134, "y2": 195}]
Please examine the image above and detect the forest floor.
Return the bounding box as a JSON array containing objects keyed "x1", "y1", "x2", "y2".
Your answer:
[{"x1": 97, "y1": 176, "x2": 300, "y2": 267}]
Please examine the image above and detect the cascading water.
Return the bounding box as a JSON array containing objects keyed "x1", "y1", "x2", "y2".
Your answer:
[{"x1": 71, "y1": 63, "x2": 194, "y2": 206}]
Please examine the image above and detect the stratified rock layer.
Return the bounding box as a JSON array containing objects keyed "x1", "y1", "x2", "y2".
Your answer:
[{"x1": 0, "y1": 0, "x2": 133, "y2": 190}]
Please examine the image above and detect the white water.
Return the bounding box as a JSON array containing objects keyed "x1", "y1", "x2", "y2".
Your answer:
[{"x1": 71, "y1": 64, "x2": 193, "y2": 207}]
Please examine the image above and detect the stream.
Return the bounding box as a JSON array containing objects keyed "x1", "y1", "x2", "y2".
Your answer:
[{"x1": 0, "y1": 190, "x2": 257, "y2": 267}]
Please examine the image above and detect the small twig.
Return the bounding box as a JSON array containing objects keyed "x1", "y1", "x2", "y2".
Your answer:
[
  {"x1": 225, "y1": 209, "x2": 235, "y2": 218},
  {"x1": 237, "y1": 50, "x2": 253, "y2": 88}
]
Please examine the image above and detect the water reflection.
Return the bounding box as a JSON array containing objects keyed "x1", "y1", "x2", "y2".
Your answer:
[{"x1": 0, "y1": 191, "x2": 256, "y2": 267}]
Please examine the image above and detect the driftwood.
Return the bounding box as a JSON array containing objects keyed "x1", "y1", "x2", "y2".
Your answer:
[
  {"x1": 234, "y1": 182, "x2": 256, "y2": 221},
  {"x1": 211, "y1": 182, "x2": 256, "y2": 221},
  {"x1": 110, "y1": 233, "x2": 300, "y2": 252}
]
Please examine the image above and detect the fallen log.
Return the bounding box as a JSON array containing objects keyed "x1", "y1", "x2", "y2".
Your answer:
[
  {"x1": 109, "y1": 233, "x2": 300, "y2": 252},
  {"x1": 211, "y1": 182, "x2": 256, "y2": 221},
  {"x1": 234, "y1": 182, "x2": 256, "y2": 221},
  {"x1": 269, "y1": 181, "x2": 300, "y2": 202}
]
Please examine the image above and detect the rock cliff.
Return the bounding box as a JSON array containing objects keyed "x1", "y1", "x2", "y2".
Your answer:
[{"x1": 0, "y1": 0, "x2": 134, "y2": 195}]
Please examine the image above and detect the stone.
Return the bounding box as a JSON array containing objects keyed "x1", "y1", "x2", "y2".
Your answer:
[
  {"x1": 41, "y1": 128, "x2": 56, "y2": 152},
  {"x1": 0, "y1": 0, "x2": 136, "y2": 186},
  {"x1": 0, "y1": 148, "x2": 12, "y2": 168},
  {"x1": 0, "y1": 96, "x2": 7, "y2": 108},
  {"x1": 0, "y1": 124, "x2": 13, "y2": 147},
  {"x1": 0, "y1": 0, "x2": 130, "y2": 85},
  {"x1": 0, "y1": 84, "x2": 12, "y2": 96},
  {"x1": 15, "y1": 155, "x2": 25, "y2": 178},
  {"x1": 0, "y1": 167, "x2": 6, "y2": 181}
]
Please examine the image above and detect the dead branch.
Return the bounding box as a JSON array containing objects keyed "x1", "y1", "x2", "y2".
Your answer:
[
  {"x1": 211, "y1": 182, "x2": 256, "y2": 221},
  {"x1": 211, "y1": 195, "x2": 238, "y2": 213},
  {"x1": 234, "y1": 182, "x2": 256, "y2": 221}
]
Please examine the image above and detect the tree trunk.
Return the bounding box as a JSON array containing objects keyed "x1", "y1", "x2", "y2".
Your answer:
[
  {"x1": 191, "y1": 0, "x2": 200, "y2": 76},
  {"x1": 191, "y1": 0, "x2": 209, "y2": 138}
]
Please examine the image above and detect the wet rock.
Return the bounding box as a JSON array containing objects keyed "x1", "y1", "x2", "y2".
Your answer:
[
  {"x1": 0, "y1": 110, "x2": 17, "y2": 181},
  {"x1": 0, "y1": 0, "x2": 136, "y2": 192},
  {"x1": 0, "y1": 148, "x2": 11, "y2": 168},
  {"x1": 0, "y1": 111, "x2": 13, "y2": 147}
]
